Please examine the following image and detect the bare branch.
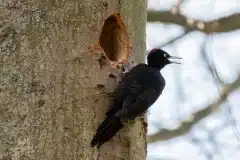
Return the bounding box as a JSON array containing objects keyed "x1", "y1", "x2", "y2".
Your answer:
[
  {"x1": 200, "y1": 37, "x2": 225, "y2": 84},
  {"x1": 156, "y1": 29, "x2": 192, "y2": 48},
  {"x1": 147, "y1": 74, "x2": 240, "y2": 143},
  {"x1": 146, "y1": 29, "x2": 192, "y2": 55},
  {"x1": 147, "y1": 11, "x2": 240, "y2": 33}
]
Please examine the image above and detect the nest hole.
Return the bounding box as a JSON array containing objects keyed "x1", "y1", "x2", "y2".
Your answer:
[{"x1": 99, "y1": 13, "x2": 130, "y2": 62}]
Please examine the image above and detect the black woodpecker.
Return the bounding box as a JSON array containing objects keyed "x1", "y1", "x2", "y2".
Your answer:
[{"x1": 90, "y1": 48, "x2": 182, "y2": 148}]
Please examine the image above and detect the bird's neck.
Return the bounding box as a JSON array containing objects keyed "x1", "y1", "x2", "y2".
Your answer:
[{"x1": 147, "y1": 64, "x2": 163, "y2": 70}]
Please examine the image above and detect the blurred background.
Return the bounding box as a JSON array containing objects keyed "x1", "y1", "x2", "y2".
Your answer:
[{"x1": 146, "y1": 0, "x2": 240, "y2": 160}]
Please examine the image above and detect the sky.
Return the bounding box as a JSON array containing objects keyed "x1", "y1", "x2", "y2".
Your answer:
[{"x1": 146, "y1": 0, "x2": 240, "y2": 159}]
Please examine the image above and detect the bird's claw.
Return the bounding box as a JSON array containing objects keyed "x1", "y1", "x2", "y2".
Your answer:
[{"x1": 127, "y1": 119, "x2": 135, "y2": 125}]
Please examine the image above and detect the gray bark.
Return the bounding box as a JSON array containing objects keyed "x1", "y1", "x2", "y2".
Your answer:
[{"x1": 0, "y1": 0, "x2": 147, "y2": 159}]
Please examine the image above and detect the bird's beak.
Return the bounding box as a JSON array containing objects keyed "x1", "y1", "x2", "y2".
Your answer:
[{"x1": 168, "y1": 56, "x2": 182, "y2": 64}]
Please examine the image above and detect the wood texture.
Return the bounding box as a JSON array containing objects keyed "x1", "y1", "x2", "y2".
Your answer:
[{"x1": 0, "y1": 0, "x2": 147, "y2": 159}]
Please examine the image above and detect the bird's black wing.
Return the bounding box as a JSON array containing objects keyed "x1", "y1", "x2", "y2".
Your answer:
[
  {"x1": 106, "y1": 64, "x2": 147, "y2": 116},
  {"x1": 113, "y1": 64, "x2": 164, "y2": 120},
  {"x1": 116, "y1": 87, "x2": 161, "y2": 120}
]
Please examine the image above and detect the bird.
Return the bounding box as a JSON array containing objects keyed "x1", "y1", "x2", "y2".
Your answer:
[{"x1": 90, "y1": 48, "x2": 182, "y2": 148}]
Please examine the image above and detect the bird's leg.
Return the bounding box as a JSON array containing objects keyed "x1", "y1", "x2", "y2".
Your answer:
[
  {"x1": 127, "y1": 119, "x2": 135, "y2": 125},
  {"x1": 117, "y1": 110, "x2": 136, "y2": 125}
]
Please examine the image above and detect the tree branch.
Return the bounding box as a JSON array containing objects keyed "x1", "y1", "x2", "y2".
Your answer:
[
  {"x1": 146, "y1": 29, "x2": 192, "y2": 55},
  {"x1": 200, "y1": 37, "x2": 225, "y2": 84},
  {"x1": 147, "y1": 74, "x2": 240, "y2": 143},
  {"x1": 147, "y1": 11, "x2": 240, "y2": 33},
  {"x1": 156, "y1": 29, "x2": 192, "y2": 48}
]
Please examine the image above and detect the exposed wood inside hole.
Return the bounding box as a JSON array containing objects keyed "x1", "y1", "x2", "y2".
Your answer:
[{"x1": 99, "y1": 13, "x2": 130, "y2": 62}]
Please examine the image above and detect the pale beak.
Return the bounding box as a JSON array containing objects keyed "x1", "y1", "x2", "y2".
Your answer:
[{"x1": 168, "y1": 56, "x2": 182, "y2": 64}]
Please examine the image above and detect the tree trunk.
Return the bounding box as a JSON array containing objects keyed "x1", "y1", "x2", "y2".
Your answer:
[{"x1": 0, "y1": 0, "x2": 147, "y2": 160}]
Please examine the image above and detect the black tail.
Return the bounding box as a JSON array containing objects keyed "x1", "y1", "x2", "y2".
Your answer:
[{"x1": 90, "y1": 116, "x2": 124, "y2": 148}]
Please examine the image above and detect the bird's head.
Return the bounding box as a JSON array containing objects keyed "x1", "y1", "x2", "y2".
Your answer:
[{"x1": 147, "y1": 48, "x2": 182, "y2": 69}]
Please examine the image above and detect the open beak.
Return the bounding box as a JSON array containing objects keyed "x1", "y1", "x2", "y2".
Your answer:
[{"x1": 168, "y1": 56, "x2": 182, "y2": 64}]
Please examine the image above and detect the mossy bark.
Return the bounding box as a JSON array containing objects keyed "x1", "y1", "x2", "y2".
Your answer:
[{"x1": 0, "y1": 0, "x2": 147, "y2": 159}]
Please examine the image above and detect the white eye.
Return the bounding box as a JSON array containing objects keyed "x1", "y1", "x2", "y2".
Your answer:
[{"x1": 164, "y1": 53, "x2": 168, "y2": 57}]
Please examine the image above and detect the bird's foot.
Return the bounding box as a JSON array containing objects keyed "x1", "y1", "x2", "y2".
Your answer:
[{"x1": 127, "y1": 119, "x2": 135, "y2": 125}]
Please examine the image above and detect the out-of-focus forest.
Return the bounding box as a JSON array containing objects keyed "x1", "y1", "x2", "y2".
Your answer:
[{"x1": 146, "y1": 0, "x2": 240, "y2": 160}]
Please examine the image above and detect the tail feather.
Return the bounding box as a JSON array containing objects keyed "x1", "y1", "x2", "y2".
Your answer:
[
  {"x1": 96, "y1": 117, "x2": 111, "y2": 132},
  {"x1": 91, "y1": 116, "x2": 123, "y2": 148}
]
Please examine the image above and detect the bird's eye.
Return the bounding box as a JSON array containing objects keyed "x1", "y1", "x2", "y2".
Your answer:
[{"x1": 164, "y1": 54, "x2": 168, "y2": 57}]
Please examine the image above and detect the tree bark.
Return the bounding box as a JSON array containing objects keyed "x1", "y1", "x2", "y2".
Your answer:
[{"x1": 0, "y1": 0, "x2": 147, "y2": 160}]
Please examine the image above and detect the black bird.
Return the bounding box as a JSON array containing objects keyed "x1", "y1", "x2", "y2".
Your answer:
[{"x1": 90, "y1": 48, "x2": 182, "y2": 148}]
